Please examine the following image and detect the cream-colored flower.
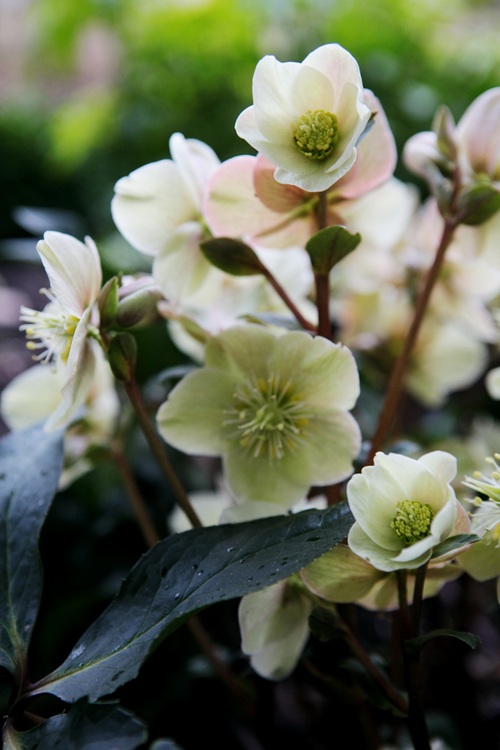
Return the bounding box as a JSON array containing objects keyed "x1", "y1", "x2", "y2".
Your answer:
[
  {"x1": 157, "y1": 325, "x2": 361, "y2": 506},
  {"x1": 235, "y1": 44, "x2": 371, "y2": 192},
  {"x1": 19, "y1": 231, "x2": 102, "y2": 431},
  {"x1": 347, "y1": 451, "x2": 464, "y2": 572}
]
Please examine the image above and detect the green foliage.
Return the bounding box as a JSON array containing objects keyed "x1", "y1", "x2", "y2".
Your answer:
[
  {"x1": 2, "y1": 700, "x2": 147, "y2": 749},
  {"x1": 200, "y1": 237, "x2": 264, "y2": 276},
  {"x1": 32, "y1": 503, "x2": 353, "y2": 702},
  {"x1": 404, "y1": 629, "x2": 482, "y2": 655},
  {"x1": 305, "y1": 226, "x2": 361, "y2": 276},
  {"x1": 431, "y1": 533, "x2": 481, "y2": 559},
  {"x1": 0, "y1": 426, "x2": 63, "y2": 686}
]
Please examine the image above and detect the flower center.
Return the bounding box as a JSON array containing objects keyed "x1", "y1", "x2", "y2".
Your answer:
[
  {"x1": 222, "y1": 373, "x2": 311, "y2": 460},
  {"x1": 292, "y1": 110, "x2": 339, "y2": 160},
  {"x1": 20, "y1": 300, "x2": 79, "y2": 364},
  {"x1": 390, "y1": 500, "x2": 434, "y2": 546}
]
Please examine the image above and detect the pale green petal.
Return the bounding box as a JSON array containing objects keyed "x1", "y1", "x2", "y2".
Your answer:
[
  {"x1": 391, "y1": 533, "x2": 440, "y2": 564},
  {"x1": 219, "y1": 502, "x2": 285, "y2": 524},
  {"x1": 205, "y1": 324, "x2": 276, "y2": 378},
  {"x1": 267, "y1": 333, "x2": 360, "y2": 410},
  {"x1": 347, "y1": 469, "x2": 404, "y2": 551},
  {"x1": 156, "y1": 368, "x2": 238, "y2": 455},
  {"x1": 285, "y1": 409, "x2": 360, "y2": 486},
  {"x1": 348, "y1": 522, "x2": 431, "y2": 572},
  {"x1": 458, "y1": 539, "x2": 500, "y2": 581},
  {"x1": 418, "y1": 451, "x2": 457, "y2": 489},
  {"x1": 429, "y1": 497, "x2": 458, "y2": 540},
  {"x1": 300, "y1": 545, "x2": 385, "y2": 602},
  {"x1": 357, "y1": 564, "x2": 462, "y2": 611},
  {"x1": 224, "y1": 446, "x2": 308, "y2": 506},
  {"x1": 45, "y1": 331, "x2": 96, "y2": 432},
  {"x1": 0, "y1": 363, "x2": 64, "y2": 430},
  {"x1": 249, "y1": 616, "x2": 310, "y2": 681}
]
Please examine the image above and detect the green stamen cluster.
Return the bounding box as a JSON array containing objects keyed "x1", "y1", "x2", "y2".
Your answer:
[
  {"x1": 292, "y1": 110, "x2": 339, "y2": 160},
  {"x1": 390, "y1": 500, "x2": 434, "y2": 546},
  {"x1": 222, "y1": 373, "x2": 311, "y2": 461}
]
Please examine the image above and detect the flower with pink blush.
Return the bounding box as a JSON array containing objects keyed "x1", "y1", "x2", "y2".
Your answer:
[
  {"x1": 235, "y1": 44, "x2": 372, "y2": 192},
  {"x1": 456, "y1": 88, "x2": 500, "y2": 183},
  {"x1": 205, "y1": 90, "x2": 397, "y2": 249}
]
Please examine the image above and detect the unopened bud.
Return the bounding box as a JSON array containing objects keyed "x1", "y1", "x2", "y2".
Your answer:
[
  {"x1": 98, "y1": 277, "x2": 119, "y2": 330},
  {"x1": 432, "y1": 105, "x2": 457, "y2": 162},
  {"x1": 457, "y1": 181, "x2": 500, "y2": 226},
  {"x1": 115, "y1": 276, "x2": 163, "y2": 329},
  {"x1": 107, "y1": 332, "x2": 137, "y2": 382}
]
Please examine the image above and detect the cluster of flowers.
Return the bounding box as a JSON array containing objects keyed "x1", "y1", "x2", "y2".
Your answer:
[{"x1": 3, "y1": 43, "x2": 500, "y2": 681}]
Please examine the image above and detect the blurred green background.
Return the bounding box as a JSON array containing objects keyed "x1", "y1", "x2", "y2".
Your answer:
[{"x1": 2, "y1": 0, "x2": 500, "y2": 244}]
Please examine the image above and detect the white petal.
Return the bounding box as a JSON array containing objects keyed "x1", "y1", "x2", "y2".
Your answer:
[
  {"x1": 417, "y1": 451, "x2": 457, "y2": 488},
  {"x1": 0, "y1": 363, "x2": 64, "y2": 431},
  {"x1": 169, "y1": 132, "x2": 220, "y2": 209},
  {"x1": 37, "y1": 232, "x2": 102, "y2": 317},
  {"x1": 111, "y1": 160, "x2": 197, "y2": 256},
  {"x1": 349, "y1": 522, "x2": 431, "y2": 572},
  {"x1": 153, "y1": 222, "x2": 211, "y2": 303},
  {"x1": 303, "y1": 44, "x2": 363, "y2": 94}
]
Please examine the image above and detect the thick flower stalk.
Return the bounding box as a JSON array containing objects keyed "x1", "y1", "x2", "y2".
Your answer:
[
  {"x1": 235, "y1": 43, "x2": 371, "y2": 192},
  {"x1": 157, "y1": 324, "x2": 361, "y2": 505},
  {"x1": 347, "y1": 451, "x2": 468, "y2": 571},
  {"x1": 19, "y1": 231, "x2": 102, "y2": 431}
]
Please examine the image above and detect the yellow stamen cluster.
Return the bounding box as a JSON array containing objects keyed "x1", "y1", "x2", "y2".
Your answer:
[
  {"x1": 292, "y1": 110, "x2": 339, "y2": 160},
  {"x1": 20, "y1": 300, "x2": 79, "y2": 364},
  {"x1": 222, "y1": 372, "x2": 311, "y2": 461},
  {"x1": 391, "y1": 500, "x2": 434, "y2": 546}
]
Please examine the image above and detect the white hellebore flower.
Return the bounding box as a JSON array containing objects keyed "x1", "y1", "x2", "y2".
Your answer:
[
  {"x1": 111, "y1": 133, "x2": 220, "y2": 302},
  {"x1": 347, "y1": 451, "x2": 461, "y2": 572},
  {"x1": 19, "y1": 231, "x2": 102, "y2": 431},
  {"x1": 157, "y1": 324, "x2": 361, "y2": 506},
  {"x1": 235, "y1": 43, "x2": 371, "y2": 192}
]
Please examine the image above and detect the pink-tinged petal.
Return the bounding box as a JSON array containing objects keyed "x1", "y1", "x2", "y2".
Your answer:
[
  {"x1": 111, "y1": 160, "x2": 196, "y2": 256},
  {"x1": 37, "y1": 232, "x2": 102, "y2": 317},
  {"x1": 169, "y1": 132, "x2": 220, "y2": 209},
  {"x1": 253, "y1": 154, "x2": 307, "y2": 213},
  {"x1": 203, "y1": 156, "x2": 296, "y2": 240},
  {"x1": 332, "y1": 90, "x2": 397, "y2": 199},
  {"x1": 457, "y1": 88, "x2": 500, "y2": 179},
  {"x1": 303, "y1": 44, "x2": 363, "y2": 97}
]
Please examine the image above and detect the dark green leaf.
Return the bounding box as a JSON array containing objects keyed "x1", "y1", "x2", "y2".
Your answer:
[
  {"x1": 305, "y1": 226, "x2": 361, "y2": 275},
  {"x1": 405, "y1": 629, "x2": 481, "y2": 655},
  {"x1": 32, "y1": 504, "x2": 354, "y2": 702},
  {"x1": 431, "y1": 533, "x2": 480, "y2": 559},
  {"x1": 2, "y1": 700, "x2": 147, "y2": 749},
  {"x1": 458, "y1": 182, "x2": 500, "y2": 226},
  {"x1": 340, "y1": 657, "x2": 408, "y2": 717},
  {"x1": 308, "y1": 605, "x2": 346, "y2": 642},
  {"x1": 0, "y1": 426, "x2": 64, "y2": 682},
  {"x1": 200, "y1": 237, "x2": 264, "y2": 276}
]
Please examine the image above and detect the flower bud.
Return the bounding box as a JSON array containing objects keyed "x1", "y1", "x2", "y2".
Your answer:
[
  {"x1": 115, "y1": 276, "x2": 163, "y2": 329},
  {"x1": 98, "y1": 276, "x2": 119, "y2": 330},
  {"x1": 107, "y1": 332, "x2": 137, "y2": 382}
]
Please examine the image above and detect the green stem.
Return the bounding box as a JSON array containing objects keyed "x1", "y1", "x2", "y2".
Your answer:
[
  {"x1": 411, "y1": 562, "x2": 429, "y2": 637},
  {"x1": 314, "y1": 190, "x2": 332, "y2": 340},
  {"x1": 123, "y1": 377, "x2": 202, "y2": 528},
  {"x1": 397, "y1": 570, "x2": 431, "y2": 750}
]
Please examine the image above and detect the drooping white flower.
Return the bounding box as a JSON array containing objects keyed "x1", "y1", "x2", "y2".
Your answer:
[
  {"x1": 347, "y1": 451, "x2": 465, "y2": 572},
  {"x1": 157, "y1": 324, "x2": 361, "y2": 506},
  {"x1": 19, "y1": 231, "x2": 102, "y2": 431},
  {"x1": 111, "y1": 133, "x2": 220, "y2": 303},
  {"x1": 235, "y1": 44, "x2": 371, "y2": 192}
]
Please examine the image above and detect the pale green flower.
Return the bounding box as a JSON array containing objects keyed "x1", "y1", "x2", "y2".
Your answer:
[
  {"x1": 157, "y1": 325, "x2": 361, "y2": 506},
  {"x1": 347, "y1": 451, "x2": 462, "y2": 572}
]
